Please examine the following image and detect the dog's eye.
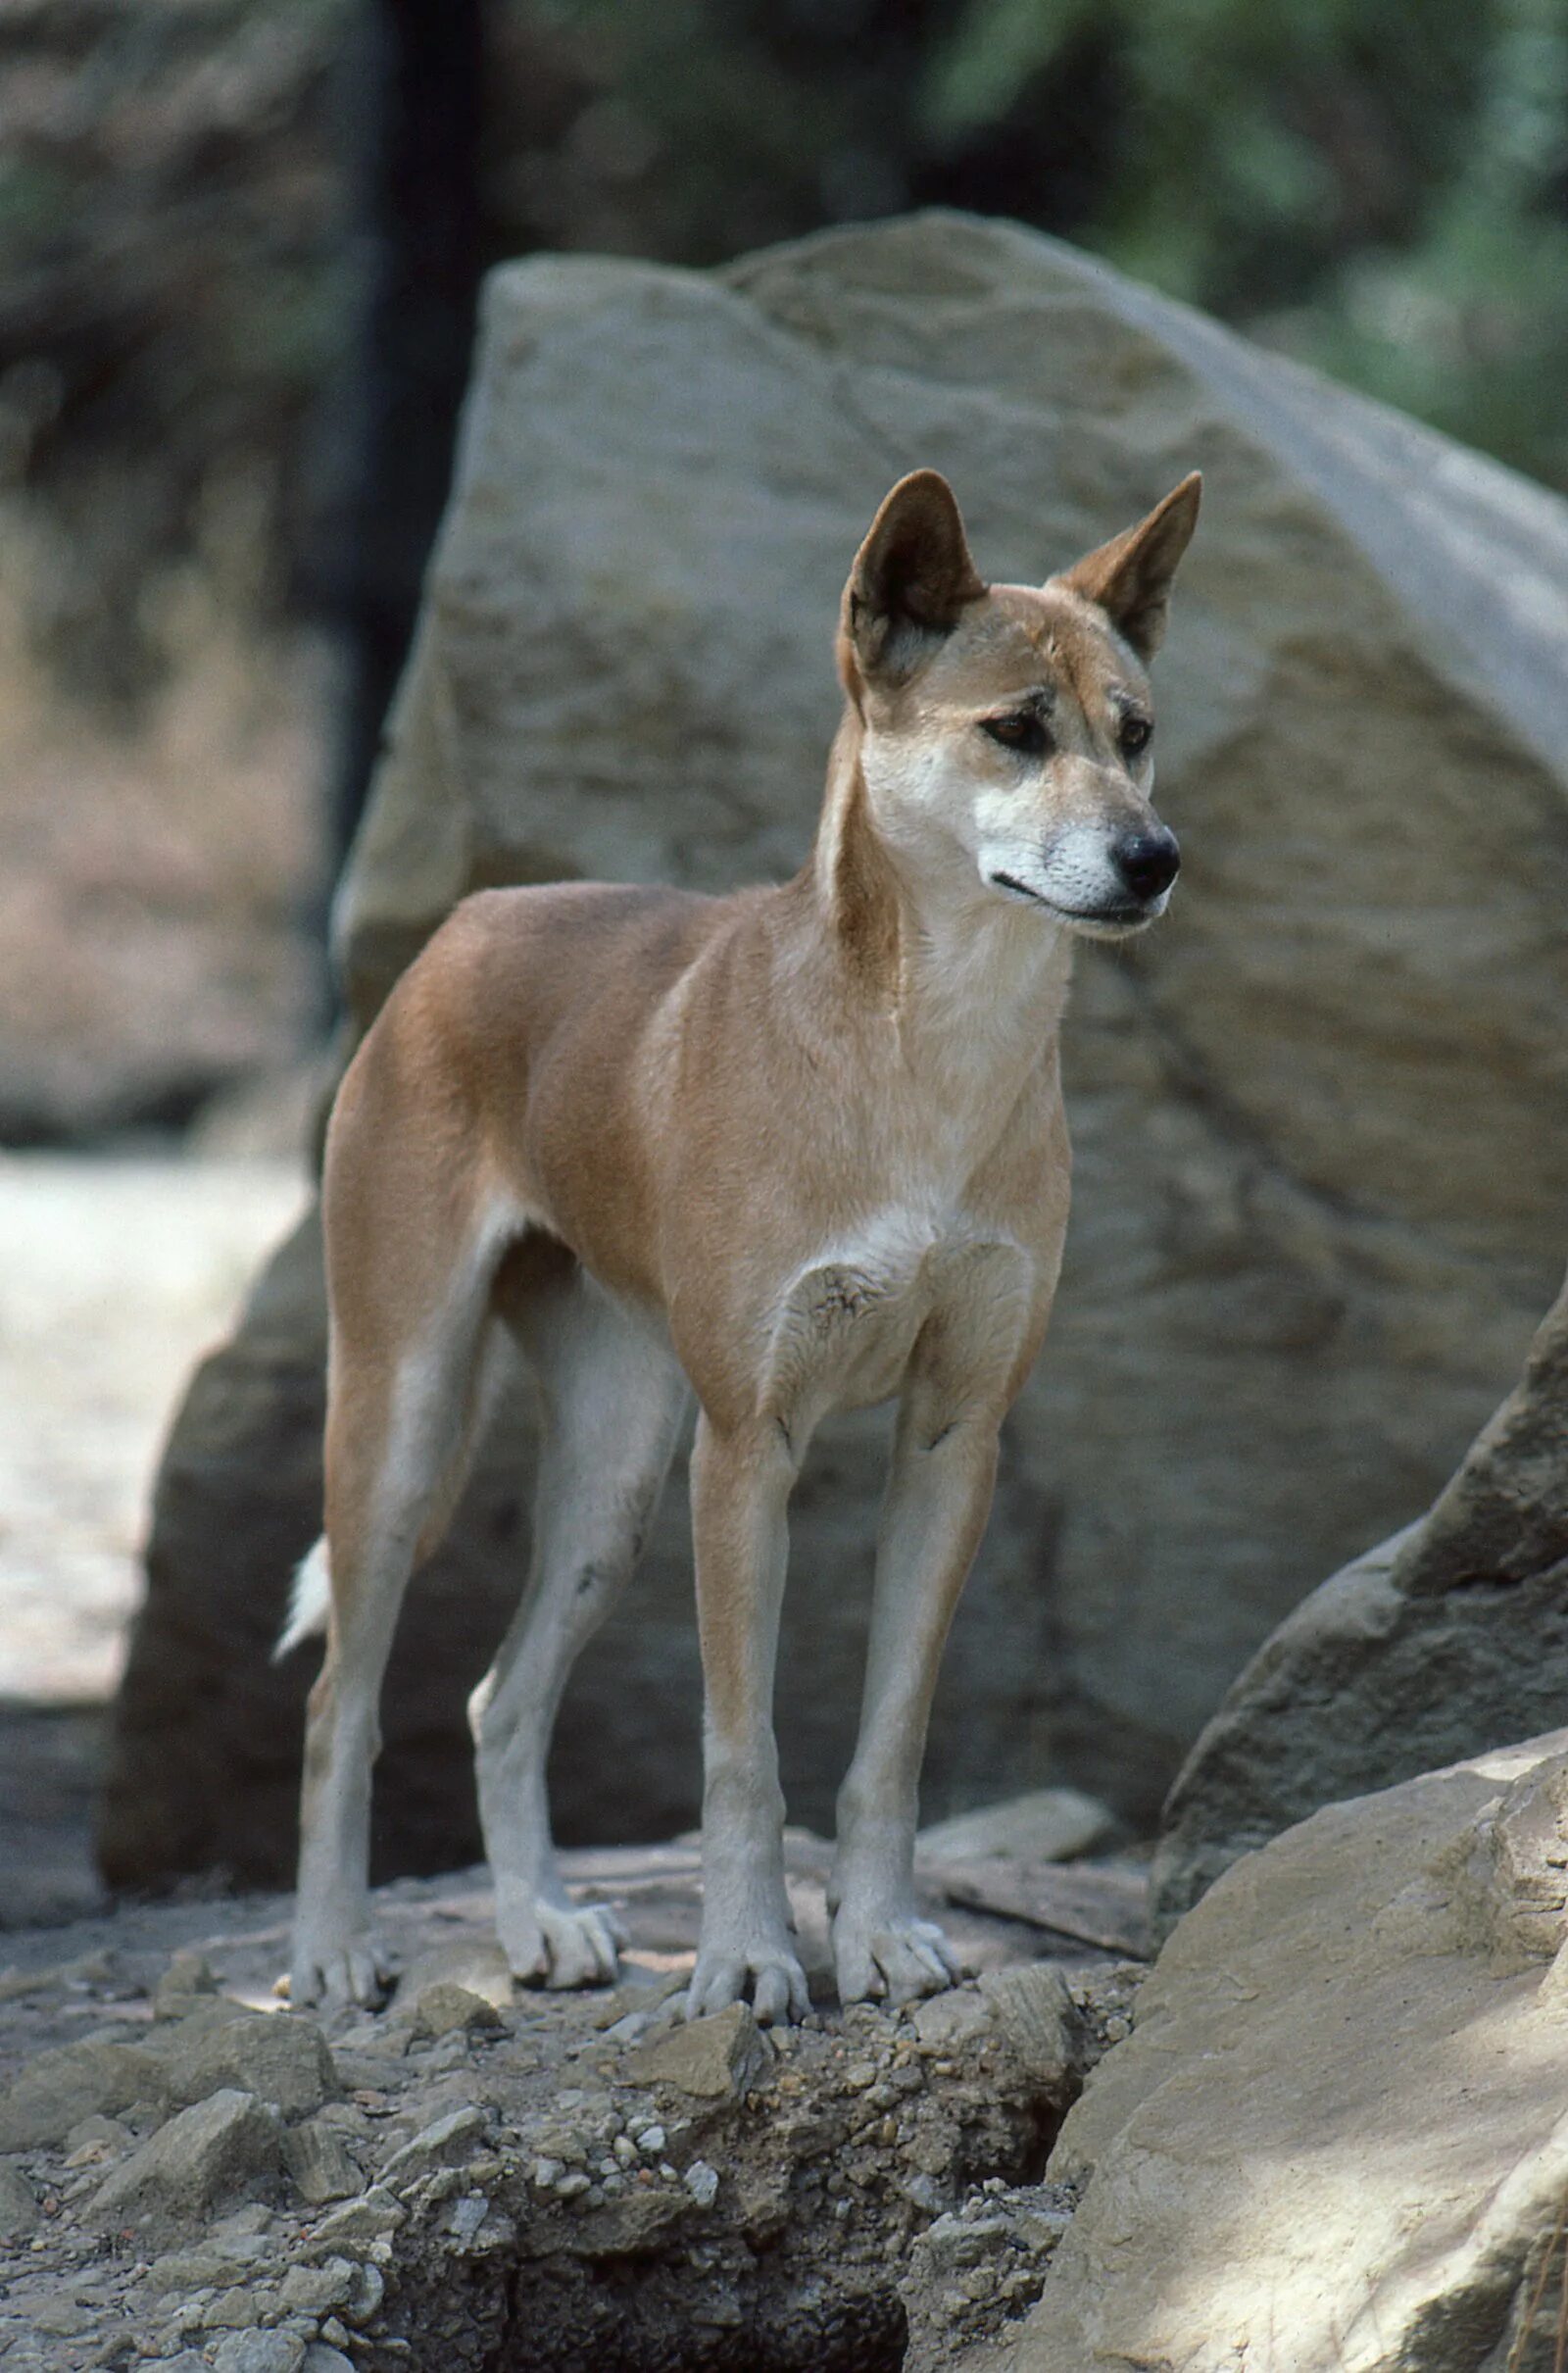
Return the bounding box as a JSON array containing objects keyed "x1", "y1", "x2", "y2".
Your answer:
[
  {"x1": 1118, "y1": 714, "x2": 1152, "y2": 758},
  {"x1": 982, "y1": 712, "x2": 1050, "y2": 758}
]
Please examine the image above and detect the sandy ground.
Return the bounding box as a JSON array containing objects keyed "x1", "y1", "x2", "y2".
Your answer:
[
  {"x1": 1, "y1": 1149, "x2": 309, "y2": 1924},
  {"x1": 0, "y1": 1149, "x2": 308, "y2": 1702}
]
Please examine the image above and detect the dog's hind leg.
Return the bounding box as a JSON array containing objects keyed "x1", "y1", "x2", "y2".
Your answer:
[
  {"x1": 290, "y1": 1208, "x2": 505, "y2": 2009},
  {"x1": 473, "y1": 1253, "x2": 687, "y2": 1989}
]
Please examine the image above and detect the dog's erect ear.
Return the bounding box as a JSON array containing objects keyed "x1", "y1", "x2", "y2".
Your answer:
[
  {"x1": 1056, "y1": 473, "x2": 1201, "y2": 661},
  {"x1": 841, "y1": 470, "x2": 985, "y2": 688}
]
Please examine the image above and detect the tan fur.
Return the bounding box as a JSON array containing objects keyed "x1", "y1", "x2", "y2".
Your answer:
[{"x1": 284, "y1": 468, "x2": 1200, "y2": 2021}]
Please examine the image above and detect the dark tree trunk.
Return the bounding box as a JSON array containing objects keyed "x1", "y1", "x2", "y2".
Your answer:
[{"x1": 325, "y1": 0, "x2": 485, "y2": 881}]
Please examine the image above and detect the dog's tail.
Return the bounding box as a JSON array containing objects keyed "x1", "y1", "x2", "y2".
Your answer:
[{"x1": 273, "y1": 1538, "x2": 331, "y2": 1662}]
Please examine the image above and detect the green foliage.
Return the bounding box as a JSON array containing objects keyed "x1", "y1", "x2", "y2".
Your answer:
[
  {"x1": 918, "y1": 0, "x2": 1568, "y2": 486},
  {"x1": 525, "y1": 0, "x2": 1568, "y2": 490}
]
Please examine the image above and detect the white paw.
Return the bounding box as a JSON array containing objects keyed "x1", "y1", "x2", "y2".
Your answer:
[
  {"x1": 502, "y1": 1898, "x2": 625, "y2": 1990},
  {"x1": 687, "y1": 1936, "x2": 810, "y2": 2026},
  {"x1": 833, "y1": 1910, "x2": 961, "y2": 2007},
  {"x1": 289, "y1": 1929, "x2": 392, "y2": 2008}
]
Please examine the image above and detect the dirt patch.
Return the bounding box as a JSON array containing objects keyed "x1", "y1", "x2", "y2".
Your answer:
[{"x1": 0, "y1": 1861, "x2": 1145, "y2": 2372}]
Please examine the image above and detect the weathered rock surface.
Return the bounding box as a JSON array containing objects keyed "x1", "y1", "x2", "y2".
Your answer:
[
  {"x1": 968, "y1": 1729, "x2": 1568, "y2": 2373},
  {"x1": 0, "y1": 1849, "x2": 1131, "y2": 2372},
  {"x1": 87, "y1": 2087, "x2": 284, "y2": 2241},
  {"x1": 1153, "y1": 1263, "x2": 1568, "y2": 1926},
  {"x1": 108, "y1": 209, "x2": 1568, "y2": 1888}
]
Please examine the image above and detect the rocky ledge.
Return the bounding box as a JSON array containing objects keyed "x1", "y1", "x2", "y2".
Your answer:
[{"x1": 0, "y1": 1837, "x2": 1144, "y2": 2373}]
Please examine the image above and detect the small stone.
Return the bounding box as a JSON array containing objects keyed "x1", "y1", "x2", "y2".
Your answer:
[
  {"x1": 146, "y1": 2239, "x2": 272, "y2": 2294},
  {"x1": 412, "y1": 1982, "x2": 503, "y2": 2040},
  {"x1": 683, "y1": 2160, "x2": 719, "y2": 2207},
  {"x1": 637, "y1": 2124, "x2": 666, "y2": 2156},
  {"x1": 152, "y1": 1953, "x2": 220, "y2": 2020},
  {"x1": 281, "y1": 2117, "x2": 363, "y2": 2206},
  {"x1": 303, "y1": 2348, "x2": 357, "y2": 2373},
  {"x1": 152, "y1": 2006, "x2": 338, "y2": 2119},
  {"x1": 32, "y1": 2297, "x2": 93, "y2": 2335},
  {"x1": 909, "y1": 1987, "x2": 993, "y2": 2056},
  {"x1": 201, "y1": 2288, "x2": 269, "y2": 2331},
  {"x1": 0, "y1": 2159, "x2": 40, "y2": 2239},
  {"x1": 346, "y1": 2260, "x2": 384, "y2": 2322},
  {"x1": 319, "y1": 2320, "x2": 351, "y2": 2348},
  {"x1": 211, "y1": 2334, "x2": 307, "y2": 2373},
  {"x1": 531, "y1": 2157, "x2": 564, "y2": 2188},
  {"x1": 305, "y1": 2187, "x2": 404, "y2": 2250},
  {"x1": 88, "y1": 2089, "x2": 283, "y2": 2237},
  {"x1": 447, "y1": 2192, "x2": 489, "y2": 2245},
  {"x1": 0, "y1": 2038, "x2": 167, "y2": 2151},
  {"x1": 276, "y1": 2259, "x2": 356, "y2": 2316},
  {"x1": 63, "y1": 2113, "x2": 132, "y2": 2166},
  {"x1": 391, "y1": 1939, "x2": 514, "y2": 2014},
  {"x1": 624, "y1": 2003, "x2": 770, "y2": 2101},
  {"x1": 554, "y1": 2171, "x2": 591, "y2": 2200},
  {"x1": 978, "y1": 1963, "x2": 1075, "y2": 2090},
  {"x1": 378, "y1": 2104, "x2": 486, "y2": 2187}
]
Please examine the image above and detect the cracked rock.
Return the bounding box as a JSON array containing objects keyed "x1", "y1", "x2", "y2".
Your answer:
[
  {"x1": 623, "y1": 2003, "x2": 770, "y2": 2100},
  {"x1": 281, "y1": 2113, "x2": 363, "y2": 2204},
  {"x1": 150, "y1": 2003, "x2": 338, "y2": 2118},
  {"x1": 87, "y1": 2088, "x2": 283, "y2": 2237}
]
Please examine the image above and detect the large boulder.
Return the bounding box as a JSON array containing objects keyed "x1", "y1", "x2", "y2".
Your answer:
[
  {"x1": 972, "y1": 1730, "x2": 1568, "y2": 2373},
  {"x1": 104, "y1": 211, "x2": 1568, "y2": 1888},
  {"x1": 1152, "y1": 1262, "x2": 1568, "y2": 1928}
]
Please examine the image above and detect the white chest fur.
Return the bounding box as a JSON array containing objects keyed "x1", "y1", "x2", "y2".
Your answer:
[{"x1": 763, "y1": 1208, "x2": 1037, "y2": 1424}]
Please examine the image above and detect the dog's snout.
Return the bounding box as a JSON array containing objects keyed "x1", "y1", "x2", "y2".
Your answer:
[{"x1": 1112, "y1": 827, "x2": 1180, "y2": 903}]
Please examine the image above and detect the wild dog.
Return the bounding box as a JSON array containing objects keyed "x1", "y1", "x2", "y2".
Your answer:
[{"x1": 278, "y1": 466, "x2": 1200, "y2": 2022}]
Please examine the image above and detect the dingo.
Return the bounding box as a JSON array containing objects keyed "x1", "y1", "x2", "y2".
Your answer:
[{"x1": 279, "y1": 467, "x2": 1200, "y2": 2022}]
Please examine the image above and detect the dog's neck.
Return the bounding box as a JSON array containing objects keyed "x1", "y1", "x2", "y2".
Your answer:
[{"x1": 801, "y1": 708, "x2": 1073, "y2": 1077}]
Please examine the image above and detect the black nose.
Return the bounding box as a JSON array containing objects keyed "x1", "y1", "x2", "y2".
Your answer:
[{"x1": 1112, "y1": 827, "x2": 1180, "y2": 902}]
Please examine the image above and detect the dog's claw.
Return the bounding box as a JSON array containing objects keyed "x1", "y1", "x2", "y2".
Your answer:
[
  {"x1": 504, "y1": 1899, "x2": 625, "y2": 1991},
  {"x1": 686, "y1": 1940, "x2": 810, "y2": 2026},
  {"x1": 290, "y1": 1932, "x2": 392, "y2": 2009},
  {"x1": 833, "y1": 1912, "x2": 962, "y2": 2007}
]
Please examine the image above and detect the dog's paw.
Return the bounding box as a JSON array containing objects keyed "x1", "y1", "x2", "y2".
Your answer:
[
  {"x1": 832, "y1": 1910, "x2": 961, "y2": 2007},
  {"x1": 686, "y1": 1936, "x2": 810, "y2": 2026},
  {"x1": 289, "y1": 1930, "x2": 392, "y2": 2009},
  {"x1": 503, "y1": 1898, "x2": 625, "y2": 1991}
]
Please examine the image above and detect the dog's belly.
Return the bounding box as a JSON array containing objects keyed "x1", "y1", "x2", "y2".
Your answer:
[{"x1": 763, "y1": 1213, "x2": 1037, "y2": 1421}]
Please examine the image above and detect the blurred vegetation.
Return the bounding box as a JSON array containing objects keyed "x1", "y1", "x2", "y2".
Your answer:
[
  {"x1": 1, "y1": 0, "x2": 1565, "y2": 727},
  {"x1": 533, "y1": 0, "x2": 1568, "y2": 490}
]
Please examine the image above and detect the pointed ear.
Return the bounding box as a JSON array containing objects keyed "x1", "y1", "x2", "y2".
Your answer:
[
  {"x1": 1057, "y1": 472, "x2": 1201, "y2": 661},
  {"x1": 841, "y1": 470, "x2": 985, "y2": 687}
]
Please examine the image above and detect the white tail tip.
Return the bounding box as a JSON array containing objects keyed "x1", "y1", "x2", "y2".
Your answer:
[{"x1": 273, "y1": 1540, "x2": 331, "y2": 1662}]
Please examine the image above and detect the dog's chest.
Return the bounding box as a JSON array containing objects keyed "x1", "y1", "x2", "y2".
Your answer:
[{"x1": 763, "y1": 1207, "x2": 1035, "y2": 1414}]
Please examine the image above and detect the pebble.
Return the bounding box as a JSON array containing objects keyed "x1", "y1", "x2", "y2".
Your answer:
[
  {"x1": 682, "y1": 2160, "x2": 719, "y2": 2208},
  {"x1": 210, "y1": 2333, "x2": 307, "y2": 2373},
  {"x1": 347, "y1": 2260, "x2": 385, "y2": 2321},
  {"x1": 446, "y1": 2192, "x2": 489, "y2": 2245},
  {"x1": 0, "y1": 2160, "x2": 40, "y2": 2240}
]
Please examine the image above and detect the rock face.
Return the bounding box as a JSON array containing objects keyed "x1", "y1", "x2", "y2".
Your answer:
[
  {"x1": 978, "y1": 1729, "x2": 1568, "y2": 2373},
  {"x1": 106, "y1": 208, "x2": 1568, "y2": 1888},
  {"x1": 1152, "y1": 1263, "x2": 1568, "y2": 1927}
]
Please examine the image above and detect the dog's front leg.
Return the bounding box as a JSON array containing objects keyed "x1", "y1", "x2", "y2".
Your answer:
[
  {"x1": 830, "y1": 1398, "x2": 1001, "y2": 2006},
  {"x1": 687, "y1": 1412, "x2": 809, "y2": 2025}
]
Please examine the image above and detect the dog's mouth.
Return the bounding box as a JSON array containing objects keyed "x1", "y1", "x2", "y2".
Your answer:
[{"x1": 987, "y1": 871, "x2": 1157, "y2": 936}]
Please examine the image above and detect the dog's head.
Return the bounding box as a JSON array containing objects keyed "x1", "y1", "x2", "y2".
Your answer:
[{"x1": 838, "y1": 470, "x2": 1200, "y2": 939}]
